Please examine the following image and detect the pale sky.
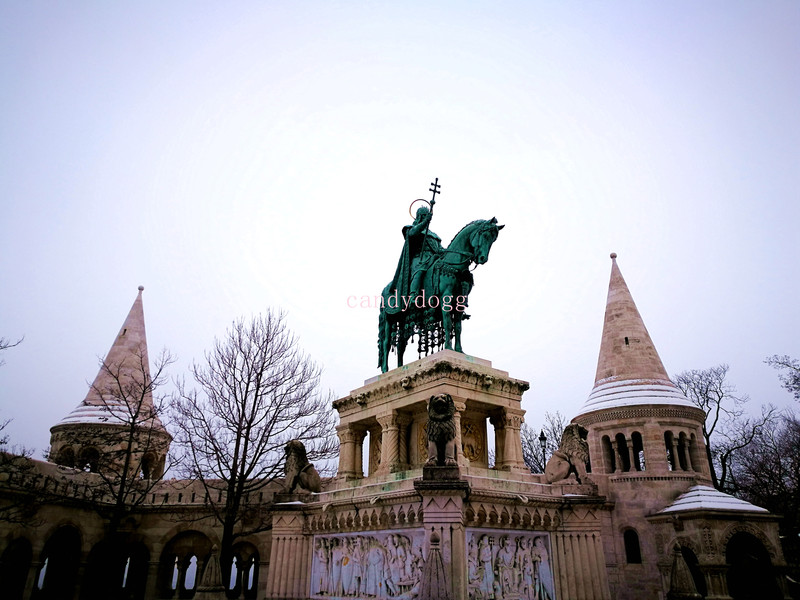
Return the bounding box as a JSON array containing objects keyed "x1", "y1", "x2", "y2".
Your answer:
[{"x1": 1, "y1": 2, "x2": 798, "y2": 456}]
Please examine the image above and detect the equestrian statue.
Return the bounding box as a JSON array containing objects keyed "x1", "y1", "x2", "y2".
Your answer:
[{"x1": 378, "y1": 179, "x2": 504, "y2": 372}]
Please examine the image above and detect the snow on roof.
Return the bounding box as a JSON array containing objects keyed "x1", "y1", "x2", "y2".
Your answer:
[
  {"x1": 575, "y1": 378, "x2": 696, "y2": 417},
  {"x1": 658, "y1": 485, "x2": 768, "y2": 514}
]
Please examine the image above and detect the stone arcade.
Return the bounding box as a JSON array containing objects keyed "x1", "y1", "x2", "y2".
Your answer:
[{"x1": 0, "y1": 255, "x2": 791, "y2": 599}]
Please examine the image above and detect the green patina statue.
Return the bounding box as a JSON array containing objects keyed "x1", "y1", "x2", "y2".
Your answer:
[{"x1": 378, "y1": 179, "x2": 504, "y2": 372}]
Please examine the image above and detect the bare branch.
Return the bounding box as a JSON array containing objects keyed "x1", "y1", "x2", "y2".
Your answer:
[{"x1": 171, "y1": 310, "x2": 338, "y2": 578}]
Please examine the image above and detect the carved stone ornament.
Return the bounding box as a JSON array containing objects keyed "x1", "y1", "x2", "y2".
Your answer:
[
  {"x1": 425, "y1": 394, "x2": 458, "y2": 467},
  {"x1": 544, "y1": 424, "x2": 590, "y2": 484},
  {"x1": 310, "y1": 530, "x2": 425, "y2": 598},
  {"x1": 467, "y1": 528, "x2": 557, "y2": 600}
]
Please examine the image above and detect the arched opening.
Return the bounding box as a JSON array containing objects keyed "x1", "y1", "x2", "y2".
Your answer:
[
  {"x1": 664, "y1": 431, "x2": 676, "y2": 471},
  {"x1": 677, "y1": 432, "x2": 689, "y2": 470},
  {"x1": 680, "y1": 546, "x2": 707, "y2": 597},
  {"x1": 228, "y1": 542, "x2": 259, "y2": 599},
  {"x1": 158, "y1": 531, "x2": 212, "y2": 599},
  {"x1": 32, "y1": 525, "x2": 81, "y2": 599},
  {"x1": 631, "y1": 431, "x2": 645, "y2": 471},
  {"x1": 689, "y1": 433, "x2": 704, "y2": 474},
  {"x1": 615, "y1": 433, "x2": 631, "y2": 472},
  {"x1": 726, "y1": 532, "x2": 781, "y2": 600},
  {"x1": 55, "y1": 446, "x2": 75, "y2": 468},
  {"x1": 140, "y1": 453, "x2": 155, "y2": 480},
  {"x1": 79, "y1": 447, "x2": 101, "y2": 473},
  {"x1": 0, "y1": 537, "x2": 33, "y2": 600},
  {"x1": 183, "y1": 555, "x2": 198, "y2": 592},
  {"x1": 602, "y1": 435, "x2": 616, "y2": 473},
  {"x1": 81, "y1": 540, "x2": 149, "y2": 600},
  {"x1": 623, "y1": 529, "x2": 642, "y2": 564}
]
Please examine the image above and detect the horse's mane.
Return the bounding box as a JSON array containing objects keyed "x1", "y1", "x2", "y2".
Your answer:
[{"x1": 448, "y1": 219, "x2": 487, "y2": 246}]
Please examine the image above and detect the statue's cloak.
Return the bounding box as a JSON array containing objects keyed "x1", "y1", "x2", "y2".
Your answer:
[{"x1": 386, "y1": 226, "x2": 443, "y2": 316}]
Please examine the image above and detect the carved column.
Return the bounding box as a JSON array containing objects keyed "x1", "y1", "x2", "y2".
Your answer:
[
  {"x1": 378, "y1": 412, "x2": 400, "y2": 475},
  {"x1": 396, "y1": 414, "x2": 412, "y2": 471},
  {"x1": 611, "y1": 439, "x2": 623, "y2": 473},
  {"x1": 685, "y1": 438, "x2": 695, "y2": 472},
  {"x1": 625, "y1": 436, "x2": 635, "y2": 471},
  {"x1": 490, "y1": 414, "x2": 506, "y2": 468},
  {"x1": 353, "y1": 428, "x2": 367, "y2": 477},
  {"x1": 452, "y1": 400, "x2": 467, "y2": 467},
  {"x1": 498, "y1": 409, "x2": 527, "y2": 471},
  {"x1": 336, "y1": 424, "x2": 364, "y2": 479},
  {"x1": 671, "y1": 438, "x2": 683, "y2": 470}
]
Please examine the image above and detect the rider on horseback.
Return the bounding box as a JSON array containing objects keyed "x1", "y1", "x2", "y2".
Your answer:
[{"x1": 390, "y1": 206, "x2": 444, "y2": 305}]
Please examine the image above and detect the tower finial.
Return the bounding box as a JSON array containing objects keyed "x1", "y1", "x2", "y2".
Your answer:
[
  {"x1": 610, "y1": 252, "x2": 617, "y2": 260},
  {"x1": 138, "y1": 285, "x2": 144, "y2": 291}
]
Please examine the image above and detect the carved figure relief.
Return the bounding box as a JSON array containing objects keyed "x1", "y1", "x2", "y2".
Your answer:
[
  {"x1": 461, "y1": 420, "x2": 485, "y2": 463},
  {"x1": 311, "y1": 530, "x2": 424, "y2": 599},
  {"x1": 425, "y1": 393, "x2": 458, "y2": 466},
  {"x1": 466, "y1": 529, "x2": 556, "y2": 600}
]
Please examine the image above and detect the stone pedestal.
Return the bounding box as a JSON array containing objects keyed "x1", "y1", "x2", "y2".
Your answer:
[
  {"x1": 415, "y1": 467, "x2": 471, "y2": 600},
  {"x1": 332, "y1": 351, "x2": 530, "y2": 479},
  {"x1": 265, "y1": 501, "x2": 310, "y2": 599}
]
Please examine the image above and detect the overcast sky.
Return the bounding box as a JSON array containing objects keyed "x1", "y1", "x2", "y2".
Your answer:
[{"x1": 1, "y1": 2, "x2": 798, "y2": 456}]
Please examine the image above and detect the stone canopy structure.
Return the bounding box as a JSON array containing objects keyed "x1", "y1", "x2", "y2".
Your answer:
[{"x1": 0, "y1": 256, "x2": 792, "y2": 599}]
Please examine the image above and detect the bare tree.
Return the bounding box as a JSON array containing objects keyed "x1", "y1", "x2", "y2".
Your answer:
[
  {"x1": 766, "y1": 355, "x2": 800, "y2": 401},
  {"x1": 673, "y1": 364, "x2": 777, "y2": 492},
  {"x1": 733, "y1": 411, "x2": 800, "y2": 570},
  {"x1": 521, "y1": 411, "x2": 568, "y2": 473},
  {"x1": 0, "y1": 335, "x2": 23, "y2": 367},
  {"x1": 172, "y1": 311, "x2": 338, "y2": 580},
  {"x1": 0, "y1": 417, "x2": 41, "y2": 525}
]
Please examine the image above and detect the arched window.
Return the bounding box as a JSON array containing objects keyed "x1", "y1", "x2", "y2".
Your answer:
[
  {"x1": 624, "y1": 529, "x2": 642, "y2": 564},
  {"x1": 0, "y1": 537, "x2": 33, "y2": 600},
  {"x1": 677, "y1": 432, "x2": 689, "y2": 470},
  {"x1": 664, "y1": 432, "x2": 676, "y2": 471},
  {"x1": 615, "y1": 433, "x2": 631, "y2": 472},
  {"x1": 79, "y1": 447, "x2": 100, "y2": 473},
  {"x1": 55, "y1": 446, "x2": 75, "y2": 468},
  {"x1": 727, "y1": 532, "x2": 781, "y2": 599},
  {"x1": 170, "y1": 557, "x2": 179, "y2": 590},
  {"x1": 183, "y1": 556, "x2": 198, "y2": 591},
  {"x1": 602, "y1": 435, "x2": 616, "y2": 473},
  {"x1": 32, "y1": 526, "x2": 81, "y2": 599},
  {"x1": 140, "y1": 453, "x2": 155, "y2": 480},
  {"x1": 631, "y1": 432, "x2": 645, "y2": 471}
]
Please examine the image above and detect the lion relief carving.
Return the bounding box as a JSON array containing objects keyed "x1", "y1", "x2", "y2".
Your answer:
[
  {"x1": 284, "y1": 440, "x2": 322, "y2": 493},
  {"x1": 544, "y1": 423, "x2": 591, "y2": 484},
  {"x1": 425, "y1": 393, "x2": 458, "y2": 467}
]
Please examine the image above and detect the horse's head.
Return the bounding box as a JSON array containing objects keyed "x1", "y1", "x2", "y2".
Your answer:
[{"x1": 469, "y1": 217, "x2": 504, "y2": 264}]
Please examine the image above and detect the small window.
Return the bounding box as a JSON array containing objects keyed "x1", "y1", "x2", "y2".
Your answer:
[
  {"x1": 624, "y1": 529, "x2": 642, "y2": 564},
  {"x1": 624, "y1": 336, "x2": 629, "y2": 346}
]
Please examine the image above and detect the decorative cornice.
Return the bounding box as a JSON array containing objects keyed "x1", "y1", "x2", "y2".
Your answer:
[
  {"x1": 574, "y1": 404, "x2": 706, "y2": 427},
  {"x1": 333, "y1": 360, "x2": 529, "y2": 415}
]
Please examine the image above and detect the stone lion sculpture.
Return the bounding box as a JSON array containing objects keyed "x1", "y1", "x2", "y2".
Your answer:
[
  {"x1": 544, "y1": 423, "x2": 590, "y2": 484},
  {"x1": 284, "y1": 440, "x2": 322, "y2": 493},
  {"x1": 425, "y1": 393, "x2": 458, "y2": 466}
]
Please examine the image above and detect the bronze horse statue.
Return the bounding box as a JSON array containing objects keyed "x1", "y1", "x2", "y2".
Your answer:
[{"x1": 378, "y1": 217, "x2": 503, "y2": 372}]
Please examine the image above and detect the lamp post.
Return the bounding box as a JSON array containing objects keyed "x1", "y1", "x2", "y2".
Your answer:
[{"x1": 538, "y1": 430, "x2": 547, "y2": 471}]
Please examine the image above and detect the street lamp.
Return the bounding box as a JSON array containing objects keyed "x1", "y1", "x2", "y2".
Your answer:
[{"x1": 538, "y1": 429, "x2": 547, "y2": 470}]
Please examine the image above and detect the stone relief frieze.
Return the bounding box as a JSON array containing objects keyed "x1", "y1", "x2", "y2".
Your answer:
[
  {"x1": 467, "y1": 528, "x2": 556, "y2": 600},
  {"x1": 311, "y1": 530, "x2": 425, "y2": 599}
]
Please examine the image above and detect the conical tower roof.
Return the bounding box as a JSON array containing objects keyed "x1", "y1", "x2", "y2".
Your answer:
[
  {"x1": 55, "y1": 286, "x2": 166, "y2": 430},
  {"x1": 576, "y1": 254, "x2": 694, "y2": 417}
]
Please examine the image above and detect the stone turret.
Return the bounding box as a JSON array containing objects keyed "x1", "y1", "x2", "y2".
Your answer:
[
  {"x1": 574, "y1": 253, "x2": 711, "y2": 484},
  {"x1": 49, "y1": 287, "x2": 171, "y2": 479}
]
